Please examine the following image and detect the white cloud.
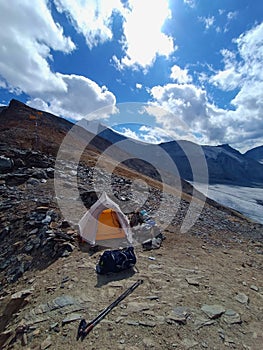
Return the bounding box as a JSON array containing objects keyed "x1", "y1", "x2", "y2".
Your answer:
[
  {"x1": 118, "y1": 0, "x2": 175, "y2": 69},
  {"x1": 209, "y1": 49, "x2": 243, "y2": 90},
  {"x1": 170, "y1": 65, "x2": 192, "y2": 84},
  {"x1": 28, "y1": 74, "x2": 116, "y2": 120},
  {"x1": 183, "y1": 0, "x2": 196, "y2": 8},
  {"x1": 0, "y1": 0, "x2": 75, "y2": 95},
  {"x1": 150, "y1": 83, "x2": 211, "y2": 131},
  {"x1": 118, "y1": 127, "x2": 141, "y2": 141},
  {"x1": 54, "y1": 0, "x2": 175, "y2": 71},
  {"x1": 210, "y1": 67, "x2": 242, "y2": 91},
  {"x1": 138, "y1": 125, "x2": 171, "y2": 143},
  {"x1": 217, "y1": 10, "x2": 238, "y2": 34},
  {"x1": 0, "y1": 0, "x2": 117, "y2": 119},
  {"x1": 118, "y1": 125, "x2": 170, "y2": 144},
  {"x1": 210, "y1": 23, "x2": 263, "y2": 90},
  {"x1": 136, "y1": 83, "x2": 142, "y2": 89},
  {"x1": 231, "y1": 80, "x2": 263, "y2": 114},
  {"x1": 149, "y1": 82, "x2": 238, "y2": 145},
  {"x1": 149, "y1": 23, "x2": 263, "y2": 151},
  {"x1": 235, "y1": 22, "x2": 263, "y2": 77},
  {"x1": 227, "y1": 11, "x2": 238, "y2": 20},
  {"x1": 53, "y1": 0, "x2": 124, "y2": 48},
  {"x1": 198, "y1": 16, "x2": 215, "y2": 30}
]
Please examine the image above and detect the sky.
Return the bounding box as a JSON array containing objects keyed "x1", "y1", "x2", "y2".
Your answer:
[{"x1": 0, "y1": 0, "x2": 262, "y2": 152}]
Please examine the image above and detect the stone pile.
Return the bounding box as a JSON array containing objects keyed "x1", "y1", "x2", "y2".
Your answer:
[{"x1": 0, "y1": 147, "x2": 78, "y2": 288}]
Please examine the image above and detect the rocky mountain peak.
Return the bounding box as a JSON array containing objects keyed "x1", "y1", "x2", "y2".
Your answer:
[{"x1": 218, "y1": 143, "x2": 239, "y2": 152}]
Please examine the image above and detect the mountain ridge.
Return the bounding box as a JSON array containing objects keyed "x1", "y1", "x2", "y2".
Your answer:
[
  {"x1": 245, "y1": 145, "x2": 263, "y2": 164},
  {"x1": 2, "y1": 99, "x2": 263, "y2": 188},
  {"x1": 93, "y1": 123, "x2": 263, "y2": 186}
]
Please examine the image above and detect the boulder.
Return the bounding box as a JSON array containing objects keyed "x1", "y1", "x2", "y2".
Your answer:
[{"x1": 0, "y1": 156, "x2": 14, "y2": 173}]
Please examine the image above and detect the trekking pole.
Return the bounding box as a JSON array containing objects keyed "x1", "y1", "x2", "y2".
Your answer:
[{"x1": 77, "y1": 279, "x2": 143, "y2": 341}]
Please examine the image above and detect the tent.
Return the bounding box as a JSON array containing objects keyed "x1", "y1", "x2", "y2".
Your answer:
[{"x1": 78, "y1": 192, "x2": 133, "y2": 245}]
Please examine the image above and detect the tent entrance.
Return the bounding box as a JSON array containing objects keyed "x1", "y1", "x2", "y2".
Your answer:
[
  {"x1": 78, "y1": 191, "x2": 132, "y2": 246},
  {"x1": 96, "y1": 208, "x2": 126, "y2": 241}
]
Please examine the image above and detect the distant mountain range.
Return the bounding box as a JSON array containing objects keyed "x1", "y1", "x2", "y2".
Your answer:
[
  {"x1": 1, "y1": 99, "x2": 263, "y2": 187},
  {"x1": 89, "y1": 122, "x2": 263, "y2": 186}
]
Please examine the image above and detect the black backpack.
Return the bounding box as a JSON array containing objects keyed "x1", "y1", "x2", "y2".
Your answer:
[{"x1": 96, "y1": 247, "x2": 136, "y2": 274}]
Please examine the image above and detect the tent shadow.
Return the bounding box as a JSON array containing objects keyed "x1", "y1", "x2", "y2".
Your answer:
[
  {"x1": 95, "y1": 268, "x2": 136, "y2": 288},
  {"x1": 78, "y1": 241, "x2": 108, "y2": 256}
]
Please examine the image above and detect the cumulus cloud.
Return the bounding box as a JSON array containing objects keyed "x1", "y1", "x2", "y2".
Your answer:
[
  {"x1": 170, "y1": 65, "x2": 192, "y2": 84},
  {"x1": 137, "y1": 125, "x2": 171, "y2": 143},
  {"x1": 149, "y1": 82, "x2": 242, "y2": 146},
  {"x1": 149, "y1": 22, "x2": 263, "y2": 151},
  {"x1": 116, "y1": 0, "x2": 175, "y2": 70},
  {"x1": 0, "y1": 0, "x2": 75, "y2": 95},
  {"x1": 118, "y1": 125, "x2": 170, "y2": 144},
  {"x1": 54, "y1": 0, "x2": 175, "y2": 71},
  {"x1": 117, "y1": 127, "x2": 141, "y2": 141},
  {"x1": 150, "y1": 83, "x2": 212, "y2": 137},
  {"x1": 53, "y1": 0, "x2": 124, "y2": 48},
  {"x1": 28, "y1": 74, "x2": 116, "y2": 120},
  {"x1": 210, "y1": 67, "x2": 242, "y2": 91},
  {"x1": 209, "y1": 48, "x2": 243, "y2": 90},
  {"x1": 0, "y1": 0, "x2": 117, "y2": 119},
  {"x1": 210, "y1": 22, "x2": 263, "y2": 93}
]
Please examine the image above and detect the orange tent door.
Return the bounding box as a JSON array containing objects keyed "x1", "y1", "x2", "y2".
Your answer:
[{"x1": 96, "y1": 209, "x2": 126, "y2": 241}]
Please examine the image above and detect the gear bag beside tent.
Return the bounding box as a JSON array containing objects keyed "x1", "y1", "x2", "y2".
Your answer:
[{"x1": 78, "y1": 192, "x2": 133, "y2": 246}]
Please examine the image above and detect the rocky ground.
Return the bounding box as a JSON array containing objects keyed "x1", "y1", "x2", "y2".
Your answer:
[
  {"x1": 1, "y1": 228, "x2": 262, "y2": 350},
  {"x1": 0, "y1": 147, "x2": 263, "y2": 349}
]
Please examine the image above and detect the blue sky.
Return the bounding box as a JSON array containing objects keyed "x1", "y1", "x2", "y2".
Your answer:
[{"x1": 0, "y1": 0, "x2": 262, "y2": 152}]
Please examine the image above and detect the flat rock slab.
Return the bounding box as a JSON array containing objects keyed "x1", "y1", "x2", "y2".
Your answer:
[
  {"x1": 235, "y1": 292, "x2": 249, "y2": 304},
  {"x1": 62, "y1": 313, "x2": 83, "y2": 325},
  {"x1": 185, "y1": 276, "x2": 201, "y2": 286},
  {"x1": 223, "y1": 309, "x2": 241, "y2": 324},
  {"x1": 126, "y1": 302, "x2": 151, "y2": 313},
  {"x1": 250, "y1": 285, "x2": 259, "y2": 292},
  {"x1": 166, "y1": 306, "x2": 190, "y2": 325},
  {"x1": 11, "y1": 289, "x2": 34, "y2": 300},
  {"x1": 28, "y1": 295, "x2": 82, "y2": 319},
  {"x1": 195, "y1": 317, "x2": 216, "y2": 330},
  {"x1": 201, "y1": 304, "x2": 225, "y2": 319}
]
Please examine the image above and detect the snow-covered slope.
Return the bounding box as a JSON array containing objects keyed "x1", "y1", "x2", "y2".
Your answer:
[{"x1": 245, "y1": 145, "x2": 263, "y2": 164}]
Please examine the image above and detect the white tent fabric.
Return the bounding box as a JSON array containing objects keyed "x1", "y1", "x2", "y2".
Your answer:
[{"x1": 78, "y1": 191, "x2": 133, "y2": 245}]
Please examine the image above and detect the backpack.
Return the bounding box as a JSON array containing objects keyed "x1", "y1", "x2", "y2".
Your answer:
[{"x1": 96, "y1": 247, "x2": 136, "y2": 274}]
